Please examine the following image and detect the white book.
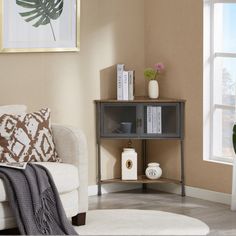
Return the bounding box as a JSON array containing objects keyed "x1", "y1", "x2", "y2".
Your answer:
[
  {"x1": 157, "y1": 107, "x2": 162, "y2": 134},
  {"x1": 128, "y1": 71, "x2": 135, "y2": 101},
  {"x1": 122, "y1": 71, "x2": 129, "y2": 100},
  {"x1": 117, "y1": 64, "x2": 125, "y2": 100},
  {"x1": 152, "y1": 107, "x2": 158, "y2": 133},
  {"x1": 147, "y1": 106, "x2": 153, "y2": 134}
]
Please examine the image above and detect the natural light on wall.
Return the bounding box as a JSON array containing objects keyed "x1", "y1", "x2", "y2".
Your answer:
[{"x1": 204, "y1": 0, "x2": 236, "y2": 164}]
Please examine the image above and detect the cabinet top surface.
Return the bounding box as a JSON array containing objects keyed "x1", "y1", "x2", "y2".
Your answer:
[{"x1": 95, "y1": 97, "x2": 186, "y2": 103}]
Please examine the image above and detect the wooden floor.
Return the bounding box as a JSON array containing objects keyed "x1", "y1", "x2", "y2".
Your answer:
[
  {"x1": 1, "y1": 189, "x2": 236, "y2": 235},
  {"x1": 89, "y1": 189, "x2": 236, "y2": 236}
]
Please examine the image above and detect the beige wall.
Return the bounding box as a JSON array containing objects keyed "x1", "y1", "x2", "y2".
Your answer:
[
  {"x1": 145, "y1": 0, "x2": 232, "y2": 193},
  {"x1": 0, "y1": 0, "x2": 233, "y2": 193},
  {"x1": 0, "y1": 0, "x2": 145, "y2": 185}
]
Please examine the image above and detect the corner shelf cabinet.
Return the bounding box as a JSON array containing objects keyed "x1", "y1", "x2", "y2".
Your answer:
[{"x1": 95, "y1": 97, "x2": 186, "y2": 196}]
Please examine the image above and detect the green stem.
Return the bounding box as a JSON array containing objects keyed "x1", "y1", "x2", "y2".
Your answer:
[
  {"x1": 49, "y1": 21, "x2": 56, "y2": 41},
  {"x1": 154, "y1": 71, "x2": 158, "y2": 80}
]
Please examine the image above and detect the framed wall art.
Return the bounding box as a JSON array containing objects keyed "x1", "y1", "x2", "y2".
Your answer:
[{"x1": 0, "y1": 0, "x2": 80, "y2": 53}]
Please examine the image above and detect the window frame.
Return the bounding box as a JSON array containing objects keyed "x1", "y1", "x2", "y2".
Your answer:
[{"x1": 203, "y1": 0, "x2": 236, "y2": 165}]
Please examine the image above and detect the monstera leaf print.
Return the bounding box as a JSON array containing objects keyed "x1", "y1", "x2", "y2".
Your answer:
[{"x1": 16, "y1": 0, "x2": 64, "y2": 41}]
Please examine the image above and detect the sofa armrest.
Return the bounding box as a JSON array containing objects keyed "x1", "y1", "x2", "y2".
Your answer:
[{"x1": 52, "y1": 124, "x2": 88, "y2": 213}]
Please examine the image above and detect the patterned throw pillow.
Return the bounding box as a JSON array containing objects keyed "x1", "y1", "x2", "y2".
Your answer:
[
  {"x1": 0, "y1": 115, "x2": 19, "y2": 161},
  {"x1": 0, "y1": 108, "x2": 60, "y2": 163}
]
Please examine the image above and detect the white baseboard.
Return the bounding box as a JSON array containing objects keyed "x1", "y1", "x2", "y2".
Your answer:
[
  {"x1": 88, "y1": 183, "x2": 231, "y2": 205},
  {"x1": 148, "y1": 183, "x2": 231, "y2": 205},
  {"x1": 88, "y1": 183, "x2": 141, "y2": 196}
]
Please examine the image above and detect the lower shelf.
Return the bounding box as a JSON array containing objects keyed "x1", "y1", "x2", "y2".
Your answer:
[{"x1": 101, "y1": 175, "x2": 180, "y2": 185}]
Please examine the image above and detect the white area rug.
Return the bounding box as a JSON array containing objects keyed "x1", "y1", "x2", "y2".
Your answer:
[{"x1": 75, "y1": 209, "x2": 210, "y2": 235}]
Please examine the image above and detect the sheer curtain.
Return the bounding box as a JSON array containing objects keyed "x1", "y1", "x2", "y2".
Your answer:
[{"x1": 231, "y1": 156, "x2": 236, "y2": 211}]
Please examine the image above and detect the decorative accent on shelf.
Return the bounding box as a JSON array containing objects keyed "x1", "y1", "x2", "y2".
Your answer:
[
  {"x1": 145, "y1": 163, "x2": 162, "y2": 180},
  {"x1": 117, "y1": 64, "x2": 135, "y2": 101},
  {"x1": 121, "y1": 148, "x2": 137, "y2": 180},
  {"x1": 127, "y1": 139, "x2": 133, "y2": 148},
  {"x1": 144, "y1": 63, "x2": 165, "y2": 99},
  {"x1": 148, "y1": 80, "x2": 159, "y2": 99}
]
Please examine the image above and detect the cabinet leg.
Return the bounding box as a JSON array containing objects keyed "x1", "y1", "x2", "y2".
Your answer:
[
  {"x1": 142, "y1": 140, "x2": 147, "y2": 174},
  {"x1": 142, "y1": 140, "x2": 147, "y2": 192},
  {"x1": 97, "y1": 142, "x2": 102, "y2": 196},
  {"x1": 180, "y1": 140, "x2": 185, "y2": 197}
]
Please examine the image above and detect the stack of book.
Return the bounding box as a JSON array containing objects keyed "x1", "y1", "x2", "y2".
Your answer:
[
  {"x1": 147, "y1": 106, "x2": 162, "y2": 134},
  {"x1": 117, "y1": 64, "x2": 135, "y2": 101}
]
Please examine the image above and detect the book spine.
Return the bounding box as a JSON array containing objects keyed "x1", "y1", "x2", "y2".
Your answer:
[
  {"x1": 128, "y1": 71, "x2": 134, "y2": 101},
  {"x1": 117, "y1": 64, "x2": 125, "y2": 100},
  {"x1": 122, "y1": 71, "x2": 129, "y2": 100},
  {"x1": 147, "y1": 106, "x2": 152, "y2": 134},
  {"x1": 152, "y1": 106, "x2": 158, "y2": 133},
  {"x1": 157, "y1": 107, "x2": 162, "y2": 134}
]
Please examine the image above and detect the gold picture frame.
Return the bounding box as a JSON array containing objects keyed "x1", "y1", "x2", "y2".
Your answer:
[{"x1": 0, "y1": 0, "x2": 80, "y2": 53}]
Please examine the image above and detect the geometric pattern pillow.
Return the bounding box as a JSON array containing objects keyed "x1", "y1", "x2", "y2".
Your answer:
[
  {"x1": 0, "y1": 114, "x2": 19, "y2": 161},
  {"x1": 0, "y1": 108, "x2": 61, "y2": 163}
]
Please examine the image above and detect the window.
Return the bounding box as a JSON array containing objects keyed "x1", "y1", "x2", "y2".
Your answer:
[{"x1": 204, "y1": 0, "x2": 236, "y2": 164}]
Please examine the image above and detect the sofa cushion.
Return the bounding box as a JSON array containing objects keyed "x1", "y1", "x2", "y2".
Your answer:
[
  {"x1": 0, "y1": 108, "x2": 61, "y2": 163},
  {"x1": 0, "y1": 162, "x2": 79, "y2": 202},
  {"x1": 0, "y1": 105, "x2": 27, "y2": 115}
]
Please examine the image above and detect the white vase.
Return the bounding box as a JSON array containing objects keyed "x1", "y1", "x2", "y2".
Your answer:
[
  {"x1": 148, "y1": 80, "x2": 159, "y2": 99},
  {"x1": 121, "y1": 148, "x2": 138, "y2": 180},
  {"x1": 145, "y1": 163, "x2": 162, "y2": 180}
]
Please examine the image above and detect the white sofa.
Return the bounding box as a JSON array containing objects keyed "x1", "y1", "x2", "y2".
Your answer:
[{"x1": 0, "y1": 106, "x2": 88, "y2": 230}]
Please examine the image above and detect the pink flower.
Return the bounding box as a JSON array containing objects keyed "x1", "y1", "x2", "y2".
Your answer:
[
  {"x1": 154, "y1": 63, "x2": 165, "y2": 73},
  {"x1": 144, "y1": 62, "x2": 165, "y2": 81}
]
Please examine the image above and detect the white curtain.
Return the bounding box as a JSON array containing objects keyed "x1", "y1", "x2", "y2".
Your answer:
[{"x1": 231, "y1": 157, "x2": 236, "y2": 211}]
